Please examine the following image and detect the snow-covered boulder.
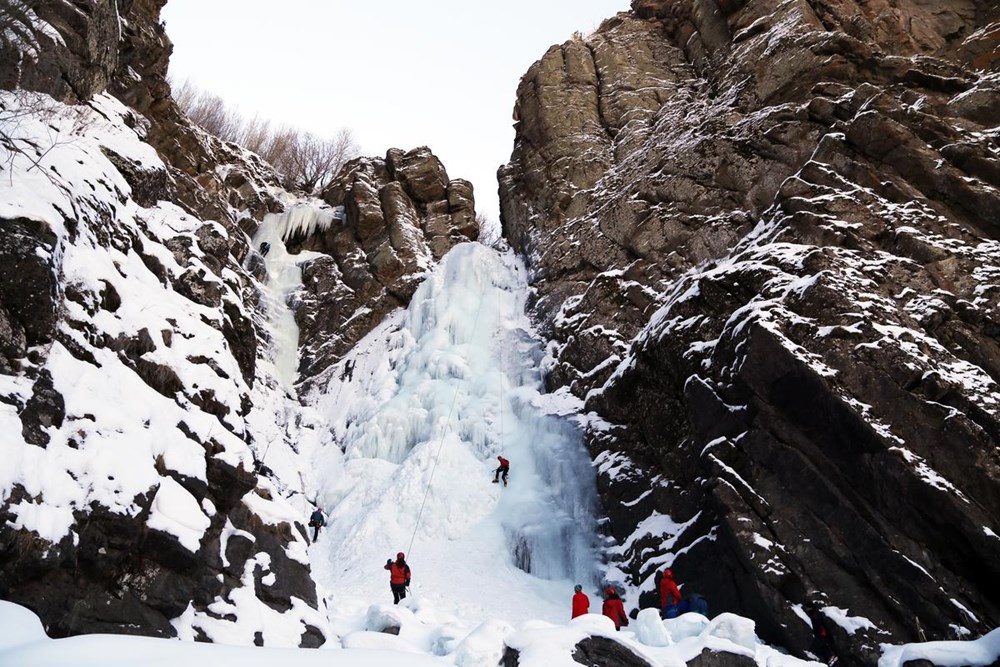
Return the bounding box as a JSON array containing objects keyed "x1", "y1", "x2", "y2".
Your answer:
[
  {"x1": 452, "y1": 618, "x2": 514, "y2": 667},
  {"x1": 635, "y1": 607, "x2": 672, "y2": 647},
  {"x1": 701, "y1": 613, "x2": 758, "y2": 652},
  {"x1": 364, "y1": 603, "x2": 413, "y2": 635},
  {"x1": 0, "y1": 601, "x2": 47, "y2": 652},
  {"x1": 666, "y1": 612, "x2": 712, "y2": 642}
]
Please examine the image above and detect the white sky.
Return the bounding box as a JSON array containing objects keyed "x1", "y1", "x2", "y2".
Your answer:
[{"x1": 161, "y1": 0, "x2": 629, "y2": 222}]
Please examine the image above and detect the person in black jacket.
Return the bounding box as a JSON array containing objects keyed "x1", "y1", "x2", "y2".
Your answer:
[{"x1": 308, "y1": 506, "x2": 325, "y2": 542}]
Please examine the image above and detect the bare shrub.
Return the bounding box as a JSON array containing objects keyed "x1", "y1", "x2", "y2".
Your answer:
[
  {"x1": 477, "y1": 212, "x2": 504, "y2": 249},
  {"x1": 276, "y1": 127, "x2": 357, "y2": 192},
  {"x1": 1, "y1": 89, "x2": 91, "y2": 182},
  {"x1": 171, "y1": 77, "x2": 358, "y2": 193}
]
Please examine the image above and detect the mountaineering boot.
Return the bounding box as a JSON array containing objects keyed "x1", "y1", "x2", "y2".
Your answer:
[
  {"x1": 492, "y1": 479, "x2": 498, "y2": 484},
  {"x1": 503, "y1": 479, "x2": 508, "y2": 487}
]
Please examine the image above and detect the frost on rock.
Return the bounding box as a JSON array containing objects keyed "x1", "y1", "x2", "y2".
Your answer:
[
  {"x1": 0, "y1": 89, "x2": 324, "y2": 643},
  {"x1": 499, "y1": 0, "x2": 1000, "y2": 663}
]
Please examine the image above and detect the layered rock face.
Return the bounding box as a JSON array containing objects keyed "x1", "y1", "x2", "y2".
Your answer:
[
  {"x1": 500, "y1": 0, "x2": 1000, "y2": 662},
  {"x1": 293, "y1": 146, "x2": 478, "y2": 380},
  {"x1": 0, "y1": 0, "x2": 120, "y2": 103}
]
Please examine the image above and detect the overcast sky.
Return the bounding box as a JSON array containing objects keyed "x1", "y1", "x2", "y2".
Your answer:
[{"x1": 161, "y1": 0, "x2": 628, "y2": 222}]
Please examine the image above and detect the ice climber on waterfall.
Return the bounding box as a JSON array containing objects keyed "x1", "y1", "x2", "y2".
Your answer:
[
  {"x1": 659, "y1": 568, "x2": 682, "y2": 618},
  {"x1": 308, "y1": 506, "x2": 325, "y2": 542},
  {"x1": 572, "y1": 584, "x2": 590, "y2": 619},
  {"x1": 602, "y1": 587, "x2": 628, "y2": 630},
  {"x1": 493, "y1": 455, "x2": 509, "y2": 486},
  {"x1": 385, "y1": 552, "x2": 411, "y2": 604}
]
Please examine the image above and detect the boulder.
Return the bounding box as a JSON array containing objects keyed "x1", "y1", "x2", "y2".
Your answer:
[
  {"x1": 572, "y1": 635, "x2": 656, "y2": 667},
  {"x1": 386, "y1": 146, "x2": 449, "y2": 203}
]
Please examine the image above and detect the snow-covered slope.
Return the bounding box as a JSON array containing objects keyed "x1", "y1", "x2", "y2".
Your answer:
[{"x1": 0, "y1": 87, "x2": 327, "y2": 644}]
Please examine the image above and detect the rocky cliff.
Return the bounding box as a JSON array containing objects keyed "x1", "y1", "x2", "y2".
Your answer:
[
  {"x1": 0, "y1": 0, "x2": 475, "y2": 644},
  {"x1": 499, "y1": 0, "x2": 1000, "y2": 663},
  {"x1": 294, "y1": 147, "x2": 479, "y2": 381}
]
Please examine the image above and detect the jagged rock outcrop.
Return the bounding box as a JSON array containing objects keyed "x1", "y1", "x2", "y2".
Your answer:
[
  {"x1": 291, "y1": 146, "x2": 479, "y2": 380},
  {"x1": 500, "y1": 0, "x2": 1000, "y2": 663},
  {"x1": 107, "y1": 0, "x2": 285, "y2": 227}
]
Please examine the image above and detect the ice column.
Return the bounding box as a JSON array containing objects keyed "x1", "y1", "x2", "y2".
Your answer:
[{"x1": 251, "y1": 205, "x2": 338, "y2": 391}]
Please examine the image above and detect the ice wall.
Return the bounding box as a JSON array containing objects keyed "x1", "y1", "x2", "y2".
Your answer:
[
  {"x1": 251, "y1": 206, "x2": 334, "y2": 391},
  {"x1": 308, "y1": 242, "x2": 600, "y2": 621}
]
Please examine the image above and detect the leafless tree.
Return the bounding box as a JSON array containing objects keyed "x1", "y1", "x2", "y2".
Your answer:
[
  {"x1": 477, "y1": 212, "x2": 505, "y2": 249},
  {"x1": 171, "y1": 77, "x2": 358, "y2": 193},
  {"x1": 277, "y1": 127, "x2": 357, "y2": 192}
]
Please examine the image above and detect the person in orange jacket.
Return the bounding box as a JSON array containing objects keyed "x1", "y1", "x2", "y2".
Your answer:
[
  {"x1": 572, "y1": 584, "x2": 590, "y2": 619},
  {"x1": 384, "y1": 552, "x2": 411, "y2": 604},
  {"x1": 602, "y1": 587, "x2": 628, "y2": 630},
  {"x1": 659, "y1": 568, "x2": 682, "y2": 618}
]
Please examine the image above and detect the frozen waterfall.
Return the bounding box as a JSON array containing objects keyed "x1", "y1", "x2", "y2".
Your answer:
[
  {"x1": 308, "y1": 242, "x2": 600, "y2": 623},
  {"x1": 251, "y1": 205, "x2": 338, "y2": 392}
]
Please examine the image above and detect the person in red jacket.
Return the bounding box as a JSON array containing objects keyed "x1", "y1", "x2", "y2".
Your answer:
[
  {"x1": 384, "y1": 552, "x2": 411, "y2": 604},
  {"x1": 571, "y1": 584, "x2": 590, "y2": 619},
  {"x1": 659, "y1": 568, "x2": 682, "y2": 618},
  {"x1": 493, "y1": 455, "x2": 510, "y2": 486},
  {"x1": 602, "y1": 587, "x2": 629, "y2": 630}
]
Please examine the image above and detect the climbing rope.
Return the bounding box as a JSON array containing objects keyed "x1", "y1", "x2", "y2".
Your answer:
[
  {"x1": 498, "y1": 283, "x2": 506, "y2": 473},
  {"x1": 405, "y1": 278, "x2": 490, "y2": 557}
]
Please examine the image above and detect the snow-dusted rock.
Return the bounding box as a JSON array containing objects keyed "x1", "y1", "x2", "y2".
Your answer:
[{"x1": 500, "y1": 0, "x2": 1000, "y2": 664}]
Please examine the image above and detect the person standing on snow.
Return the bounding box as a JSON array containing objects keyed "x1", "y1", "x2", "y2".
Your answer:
[
  {"x1": 493, "y1": 455, "x2": 510, "y2": 486},
  {"x1": 259, "y1": 241, "x2": 271, "y2": 257},
  {"x1": 384, "y1": 552, "x2": 411, "y2": 604},
  {"x1": 572, "y1": 584, "x2": 590, "y2": 619},
  {"x1": 602, "y1": 587, "x2": 629, "y2": 630},
  {"x1": 659, "y1": 568, "x2": 682, "y2": 618},
  {"x1": 308, "y1": 506, "x2": 325, "y2": 542}
]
